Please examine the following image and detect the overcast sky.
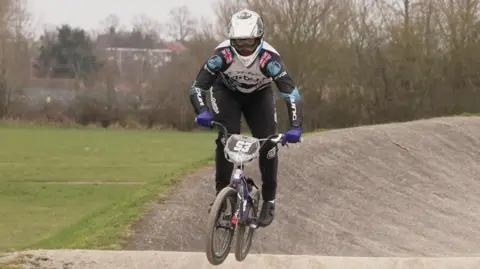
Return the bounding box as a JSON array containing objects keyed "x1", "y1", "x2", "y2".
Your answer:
[{"x1": 27, "y1": 0, "x2": 217, "y2": 37}]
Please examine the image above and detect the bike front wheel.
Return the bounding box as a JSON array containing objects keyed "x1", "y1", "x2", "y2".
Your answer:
[
  {"x1": 234, "y1": 187, "x2": 261, "y2": 262},
  {"x1": 205, "y1": 186, "x2": 237, "y2": 265}
]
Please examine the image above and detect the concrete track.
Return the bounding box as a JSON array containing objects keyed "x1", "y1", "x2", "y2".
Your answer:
[{"x1": 3, "y1": 116, "x2": 480, "y2": 268}]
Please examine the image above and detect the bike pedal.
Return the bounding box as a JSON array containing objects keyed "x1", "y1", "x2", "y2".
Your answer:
[{"x1": 246, "y1": 178, "x2": 259, "y2": 189}]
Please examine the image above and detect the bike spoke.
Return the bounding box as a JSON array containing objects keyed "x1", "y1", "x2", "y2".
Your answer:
[{"x1": 211, "y1": 196, "x2": 236, "y2": 257}]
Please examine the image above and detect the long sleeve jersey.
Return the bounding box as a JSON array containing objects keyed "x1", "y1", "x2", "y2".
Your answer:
[{"x1": 189, "y1": 39, "x2": 303, "y2": 128}]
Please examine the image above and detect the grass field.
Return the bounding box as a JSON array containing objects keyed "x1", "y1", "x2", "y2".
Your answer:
[{"x1": 0, "y1": 124, "x2": 217, "y2": 252}]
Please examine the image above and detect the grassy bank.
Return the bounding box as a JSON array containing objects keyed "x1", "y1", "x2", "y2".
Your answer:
[{"x1": 0, "y1": 125, "x2": 216, "y2": 251}]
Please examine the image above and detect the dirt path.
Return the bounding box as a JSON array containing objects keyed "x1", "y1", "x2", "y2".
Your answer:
[{"x1": 126, "y1": 116, "x2": 480, "y2": 256}]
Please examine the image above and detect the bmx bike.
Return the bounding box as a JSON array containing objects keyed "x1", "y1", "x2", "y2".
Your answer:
[{"x1": 204, "y1": 120, "x2": 302, "y2": 265}]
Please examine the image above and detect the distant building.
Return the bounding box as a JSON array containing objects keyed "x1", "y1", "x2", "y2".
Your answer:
[
  {"x1": 95, "y1": 29, "x2": 187, "y2": 76},
  {"x1": 28, "y1": 28, "x2": 189, "y2": 93}
]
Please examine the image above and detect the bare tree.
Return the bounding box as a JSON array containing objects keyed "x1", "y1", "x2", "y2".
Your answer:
[
  {"x1": 166, "y1": 5, "x2": 197, "y2": 42},
  {"x1": 11, "y1": 0, "x2": 480, "y2": 130},
  {"x1": 194, "y1": 16, "x2": 217, "y2": 41},
  {"x1": 99, "y1": 14, "x2": 121, "y2": 33},
  {"x1": 212, "y1": 0, "x2": 251, "y2": 38},
  {"x1": 132, "y1": 13, "x2": 162, "y2": 41},
  {"x1": 0, "y1": 0, "x2": 32, "y2": 118}
]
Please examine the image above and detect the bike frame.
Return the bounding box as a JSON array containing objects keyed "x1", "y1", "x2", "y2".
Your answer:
[
  {"x1": 211, "y1": 121, "x2": 284, "y2": 228},
  {"x1": 229, "y1": 165, "x2": 253, "y2": 225}
]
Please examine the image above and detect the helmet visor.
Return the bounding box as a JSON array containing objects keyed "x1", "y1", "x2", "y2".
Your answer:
[{"x1": 232, "y1": 38, "x2": 257, "y2": 56}]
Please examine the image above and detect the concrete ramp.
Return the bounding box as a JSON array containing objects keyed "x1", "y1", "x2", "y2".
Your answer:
[
  {"x1": 4, "y1": 250, "x2": 480, "y2": 269},
  {"x1": 129, "y1": 116, "x2": 480, "y2": 256}
]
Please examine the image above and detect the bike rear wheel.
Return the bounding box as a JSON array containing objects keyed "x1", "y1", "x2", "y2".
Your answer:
[
  {"x1": 205, "y1": 186, "x2": 237, "y2": 265},
  {"x1": 234, "y1": 187, "x2": 261, "y2": 261}
]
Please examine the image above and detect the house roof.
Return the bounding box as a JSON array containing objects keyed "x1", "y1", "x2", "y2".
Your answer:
[
  {"x1": 96, "y1": 32, "x2": 170, "y2": 50},
  {"x1": 165, "y1": 41, "x2": 187, "y2": 53},
  {"x1": 96, "y1": 31, "x2": 188, "y2": 53}
]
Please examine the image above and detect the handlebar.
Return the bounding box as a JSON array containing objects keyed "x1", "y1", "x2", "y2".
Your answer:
[
  {"x1": 210, "y1": 120, "x2": 303, "y2": 145},
  {"x1": 210, "y1": 121, "x2": 229, "y2": 138}
]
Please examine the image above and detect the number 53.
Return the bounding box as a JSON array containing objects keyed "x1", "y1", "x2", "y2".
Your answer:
[{"x1": 233, "y1": 140, "x2": 252, "y2": 153}]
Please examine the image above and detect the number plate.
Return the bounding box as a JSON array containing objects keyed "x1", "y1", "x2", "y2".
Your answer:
[{"x1": 226, "y1": 135, "x2": 260, "y2": 155}]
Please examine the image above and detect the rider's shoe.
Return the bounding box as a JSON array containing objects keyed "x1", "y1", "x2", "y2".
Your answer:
[{"x1": 257, "y1": 200, "x2": 275, "y2": 227}]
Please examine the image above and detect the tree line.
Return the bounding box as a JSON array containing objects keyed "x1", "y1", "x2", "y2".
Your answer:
[{"x1": 1, "y1": 0, "x2": 480, "y2": 131}]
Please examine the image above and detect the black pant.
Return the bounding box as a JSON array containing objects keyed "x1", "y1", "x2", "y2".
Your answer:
[{"x1": 209, "y1": 82, "x2": 278, "y2": 201}]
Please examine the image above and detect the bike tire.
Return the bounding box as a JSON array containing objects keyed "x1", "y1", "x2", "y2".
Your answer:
[
  {"x1": 234, "y1": 187, "x2": 261, "y2": 262},
  {"x1": 205, "y1": 186, "x2": 237, "y2": 265}
]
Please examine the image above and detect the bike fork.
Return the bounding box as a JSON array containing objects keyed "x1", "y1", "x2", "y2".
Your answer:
[
  {"x1": 247, "y1": 198, "x2": 259, "y2": 229},
  {"x1": 231, "y1": 194, "x2": 259, "y2": 229},
  {"x1": 230, "y1": 167, "x2": 259, "y2": 229},
  {"x1": 231, "y1": 184, "x2": 244, "y2": 226},
  {"x1": 242, "y1": 182, "x2": 260, "y2": 230}
]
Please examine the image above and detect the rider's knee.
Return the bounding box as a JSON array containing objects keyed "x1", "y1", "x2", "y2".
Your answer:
[{"x1": 261, "y1": 144, "x2": 278, "y2": 160}]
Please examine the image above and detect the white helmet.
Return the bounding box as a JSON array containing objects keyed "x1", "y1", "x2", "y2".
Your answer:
[{"x1": 228, "y1": 9, "x2": 265, "y2": 67}]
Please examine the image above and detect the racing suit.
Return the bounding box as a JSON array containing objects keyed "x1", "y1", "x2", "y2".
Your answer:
[{"x1": 189, "y1": 39, "x2": 303, "y2": 202}]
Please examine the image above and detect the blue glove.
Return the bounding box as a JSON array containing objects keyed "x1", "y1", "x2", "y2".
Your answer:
[
  {"x1": 195, "y1": 110, "x2": 213, "y2": 128},
  {"x1": 282, "y1": 127, "x2": 302, "y2": 145}
]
